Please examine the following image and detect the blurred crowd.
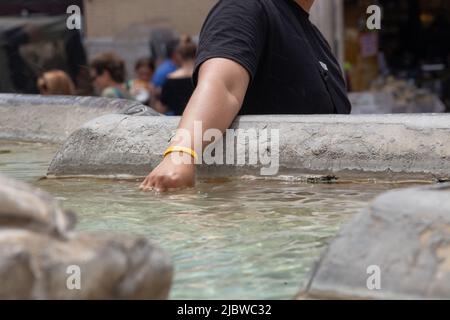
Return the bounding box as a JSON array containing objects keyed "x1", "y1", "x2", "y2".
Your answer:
[{"x1": 36, "y1": 35, "x2": 197, "y2": 116}]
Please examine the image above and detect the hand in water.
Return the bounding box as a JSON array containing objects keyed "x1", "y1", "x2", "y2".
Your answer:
[{"x1": 139, "y1": 154, "x2": 195, "y2": 192}]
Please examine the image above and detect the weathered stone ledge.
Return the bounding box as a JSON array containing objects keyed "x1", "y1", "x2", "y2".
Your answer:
[
  {"x1": 48, "y1": 113, "x2": 450, "y2": 179},
  {"x1": 0, "y1": 94, "x2": 159, "y2": 143}
]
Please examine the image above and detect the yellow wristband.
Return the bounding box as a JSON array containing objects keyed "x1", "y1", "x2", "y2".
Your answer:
[{"x1": 163, "y1": 146, "x2": 198, "y2": 160}]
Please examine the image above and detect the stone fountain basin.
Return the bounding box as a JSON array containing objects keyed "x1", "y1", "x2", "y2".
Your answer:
[{"x1": 2, "y1": 93, "x2": 450, "y2": 299}]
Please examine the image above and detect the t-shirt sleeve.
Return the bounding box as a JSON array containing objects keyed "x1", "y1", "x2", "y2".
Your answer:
[{"x1": 193, "y1": 0, "x2": 268, "y2": 86}]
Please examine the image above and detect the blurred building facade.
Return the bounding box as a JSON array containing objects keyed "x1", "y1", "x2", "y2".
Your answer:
[
  {"x1": 84, "y1": 0, "x2": 215, "y2": 37},
  {"x1": 344, "y1": 0, "x2": 449, "y2": 111}
]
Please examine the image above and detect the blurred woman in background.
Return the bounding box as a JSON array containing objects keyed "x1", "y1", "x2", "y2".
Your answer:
[
  {"x1": 155, "y1": 35, "x2": 197, "y2": 115},
  {"x1": 37, "y1": 70, "x2": 76, "y2": 95}
]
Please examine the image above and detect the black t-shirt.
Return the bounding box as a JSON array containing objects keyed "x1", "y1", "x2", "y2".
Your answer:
[
  {"x1": 160, "y1": 77, "x2": 194, "y2": 115},
  {"x1": 193, "y1": 0, "x2": 352, "y2": 115}
]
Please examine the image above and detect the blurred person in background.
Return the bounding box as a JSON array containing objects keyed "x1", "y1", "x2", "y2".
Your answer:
[
  {"x1": 151, "y1": 38, "x2": 180, "y2": 95},
  {"x1": 90, "y1": 52, "x2": 131, "y2": 99},
  {"x1": 37, "y1": 70, "x2": 76, "y2": 95},
  {"x1": 155, "y1": 36, "x2": 197, "y2": 115},
  {"x1": 126, "y1": 58, "x2": 155, "y2": 105}
]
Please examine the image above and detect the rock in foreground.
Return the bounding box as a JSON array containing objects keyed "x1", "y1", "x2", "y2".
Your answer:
[
  {"x1": 300, "y1": 183, "x2": 450, "y2": 299},
  {"x1": 0, "y1": 174, "x2": 172, "y2": 299}
]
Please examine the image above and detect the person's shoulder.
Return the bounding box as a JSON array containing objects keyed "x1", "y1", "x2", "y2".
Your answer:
[
  {"x1": 212, "y1": 0, "x2": 270, "y2": 13},
  {"x1": 202, "y1": 0, "x2": 270, "y2": 30},
  {"x1": 167, "y1": 70, "x2": 181, "y2": 79},
  {"x1": 167, "y1": 68, "x2": 192, "y2": 79},
  {"x1": 218, "y1": 0, "x2": 269, "y2": 5}
]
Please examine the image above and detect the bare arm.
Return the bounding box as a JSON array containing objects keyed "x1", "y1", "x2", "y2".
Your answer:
[{"x1": 140, "y1": 58, "x2": 250, "y2": 191}]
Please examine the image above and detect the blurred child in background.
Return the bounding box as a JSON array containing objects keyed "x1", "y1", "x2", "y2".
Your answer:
[
  {"x1": 37, "y1": 70, "x2": 76, "y2": 95},
  {"x1": 126, "y1": 57, "x2": 155, "y2": 105}
]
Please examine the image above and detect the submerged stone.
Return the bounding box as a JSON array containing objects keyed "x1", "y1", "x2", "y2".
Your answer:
[
  {"x1": 0, "y1": 175, "x2": 76, "y2": 238},
  {"x1": 0, "y1": 174, "x2": 172, "y2": 299}
]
